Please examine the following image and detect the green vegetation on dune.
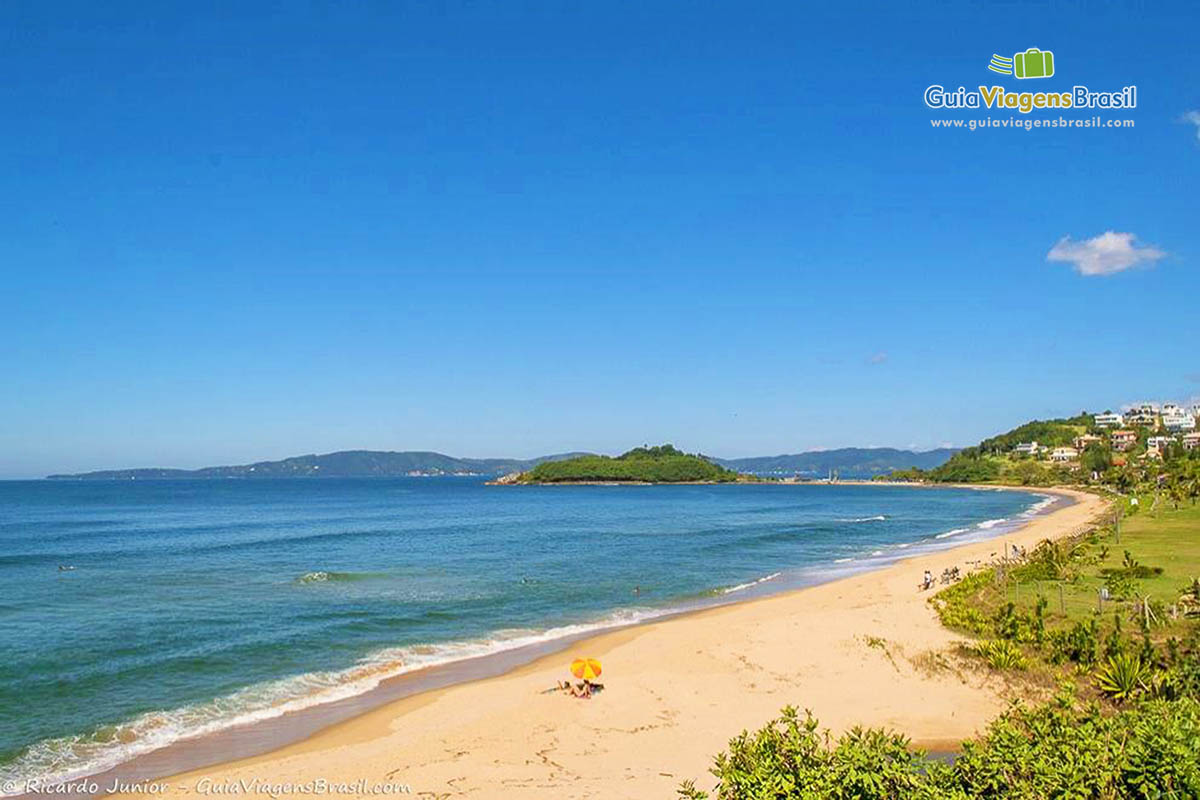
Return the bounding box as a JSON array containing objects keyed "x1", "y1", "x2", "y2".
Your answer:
[
  {"x1": 934, "y1": 499, "x2": 1200, "y2": 662},
  {"x1": 679, "y1": 696, "x2": 1200, "y2": 799},
  {"x1": 681, "y1": 501, "x2": 1200, "y2": 799},
  {"x1": 519, "y1": 444, "x2": 742, "y2": 483}
]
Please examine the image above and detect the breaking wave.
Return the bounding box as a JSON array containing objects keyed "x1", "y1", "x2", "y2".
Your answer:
[
  {"x1": 720, "y1": 572, "x2": 783, "y2": 595},
  {"x1": 0, "y1": 607, "x2": 664, "y2": 794}
]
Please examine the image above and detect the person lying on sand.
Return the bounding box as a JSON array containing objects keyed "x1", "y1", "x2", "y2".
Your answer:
[
  {"x1": 573, "y1": 679, "x2": 606, "y2": 698},
  {"x1": 542, "y1": 678, "x2": 606, "y2": 698}
]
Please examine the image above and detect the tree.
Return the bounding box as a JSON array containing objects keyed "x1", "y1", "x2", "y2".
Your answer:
[{"x1": 1082, "y1": 444, "x2": 1113, "y2": 475}]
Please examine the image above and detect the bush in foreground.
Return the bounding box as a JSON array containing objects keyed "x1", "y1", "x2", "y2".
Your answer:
[{"x1": 679, "y1": 695, "x2": 1200, "y2": 799}]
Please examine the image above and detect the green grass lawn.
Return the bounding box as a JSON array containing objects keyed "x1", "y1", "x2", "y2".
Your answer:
[
  {"x1": 1115, "y1": 497, "x2": 1200, "y2": 600},
  {"x1": 936, "y1": 496, "x2": 1200, "y2": 643}
]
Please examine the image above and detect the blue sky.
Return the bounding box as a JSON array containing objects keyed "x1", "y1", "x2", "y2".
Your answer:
[{"x1": 1, "y1": 1, "x2": 1197, "y2": 477}]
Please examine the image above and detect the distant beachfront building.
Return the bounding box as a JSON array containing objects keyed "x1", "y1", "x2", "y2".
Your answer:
[
  {"x1": 1110, "y1": 430, "x2": 1138, "y2": 452},
  {"x1": 1050, "y1": 447, "x2": 1079, "y2": 463},
  {"x1": 1094, "y1": 412, "x2": 1124, "y2": 428},
  {"x1": 1013, "y1": 441, "x2": 1041, "y2": 456},
  {"x1": 1073, "y1": 434, "x2": 1102, "y2": 450},
  {"x1": 1184, "y1": 433, "x2": 1200, "y2": 451}
]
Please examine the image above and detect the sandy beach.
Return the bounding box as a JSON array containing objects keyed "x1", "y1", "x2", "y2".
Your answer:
[{"x1": 109, "y1": 487, "x2": 1106, "y2": 800}]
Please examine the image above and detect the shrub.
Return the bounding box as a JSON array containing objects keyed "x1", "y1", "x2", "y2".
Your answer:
[
  {"x1": 1104, "y1": 570, "x2": 1140, "y2": 601},
  {"x1": 950, "y1": 697, "x2": 1200, "y2": 798},
  {"x1": 1119, "y1": 699, "x2": 1200, "y2": 796},
  {"x1": 682, "y1": 698, "x2": 1200, "y2": 799},
  {"x1": 676, "y1": 706, "x2": 928, "y2": 800},
  {"x1": 1118, "y1": 550, "x2": 1163, "y2": 579},
  {"x1": 1104, "y1": 614, "x2": 1128, "y2": 660},
  {"x1": 1021, "y1": 539, "x2": 1079, "y2": 580},
  {"x1": 931, "y1": 571, "x2": 994, "y2": 636},
  {"x1": 1045, "y1": 619, "x2": 1099, "y2": 666},
  {"x1": 975, "y1": 639, "x2": 1028, "y2": 671},
  {"x1": 1093, "y1": 653, "x2": 1151, "y2": 703},
  {"x1": 1162, "y1": 648, "x2": 1200, "y2": 700},
  {"x1": 991, "y1": 602, "x2": 1038, "y2": 643}
]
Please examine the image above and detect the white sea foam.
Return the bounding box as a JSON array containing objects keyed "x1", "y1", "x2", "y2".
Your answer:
[
  {"x1": 721, "y1": 572, "x2": 782, "y2": 595},
  {"x1": 834, "y1": 557, "x2": 853, "y2": 563},
  {"x1": 976, "y1": 518, "x2": 1007, "y2": 530},
  {"x1": 0, "y1": 606, "x2": 666, "y2": 794},
  {"x1": 935, "y1": 527, "x2": 969, "y2": 539},
  {"x1": 1020, "y1": 495, "x2": 1056, "y2": 517},
  {"x1": 837, "y1": 515, "x2": 886, "y2": 523}
]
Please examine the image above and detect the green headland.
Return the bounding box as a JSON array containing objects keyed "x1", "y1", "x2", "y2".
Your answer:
[{"x1": 499, "y1": 444, "x2": 747, "y2": 484}]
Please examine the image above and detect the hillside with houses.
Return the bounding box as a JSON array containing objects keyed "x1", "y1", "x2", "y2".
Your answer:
[
  {"x1": 1014, "y1": 403, "x2": 1199, "y2": 465},
  {"x1": 885, "y1": 402, "x2": 1200, "y2": 493}
]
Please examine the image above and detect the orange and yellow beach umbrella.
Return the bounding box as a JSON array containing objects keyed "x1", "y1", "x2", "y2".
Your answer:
[{"x1": 570, "y1": 657, "x2": 602, "y2": 681}]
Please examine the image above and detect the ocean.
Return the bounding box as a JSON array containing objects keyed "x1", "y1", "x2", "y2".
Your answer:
[{"x1": 0, "y1": 479, "x2": 1051, "y2": 790}]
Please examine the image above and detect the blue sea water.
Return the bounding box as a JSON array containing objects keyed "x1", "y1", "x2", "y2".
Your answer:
[{"x1": 0, "y1": 479, "x2": 1048, "y2": 787}]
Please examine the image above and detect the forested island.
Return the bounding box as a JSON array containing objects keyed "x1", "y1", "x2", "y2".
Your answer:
[{"x1": 497, "y1": 444, "x2": 747, "y2": 484}]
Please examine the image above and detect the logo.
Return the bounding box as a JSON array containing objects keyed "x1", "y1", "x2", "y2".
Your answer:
[
  {"x1": 924, "y1": 47, "x2": 1136, "y2": 116},
  {"x1": 988, "y1": 48, "x2": 1055, "y2": 79}
]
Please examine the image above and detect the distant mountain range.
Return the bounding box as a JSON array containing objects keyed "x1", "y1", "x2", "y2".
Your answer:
[
  {"x1": 45, "y1": 450, "x2": 593, "y2": 480},
  {"x1": 46, "y1": 447, "x2": 958, "y2": 480},
  {"x1": 712, "y1": 448, "x2": 960, "y2": 476}
]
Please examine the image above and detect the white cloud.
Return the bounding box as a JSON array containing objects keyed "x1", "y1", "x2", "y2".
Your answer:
[
  {"x1": 1046, "y1": 231, "x2": 1165, "y2": 276},
  {"x1": 1182, "y1": 110, "x2": 1200, "y2": 142},
  {"x1": 867, "y1": 351, "x2": 888, "y2": 365}
]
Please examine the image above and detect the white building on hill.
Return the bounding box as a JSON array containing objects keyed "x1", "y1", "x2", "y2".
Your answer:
[
  {"x1": 1162, "y1": 406, "x2": 1196, "y2": 432},
  {"x1": 1146, "y1": 436, "x2": 1176, "y2": 454},
  {"x1": 1126, "y1": 404, "x2": 1160, "y2": 427},
  {"x1": 1050, "y1": 447, "x2": 1079, "y2": 463}
]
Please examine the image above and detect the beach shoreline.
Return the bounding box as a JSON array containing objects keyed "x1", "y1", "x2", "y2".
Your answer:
[{"x1": 53, "y1": 485, "x2": 1108, "y2": 799}]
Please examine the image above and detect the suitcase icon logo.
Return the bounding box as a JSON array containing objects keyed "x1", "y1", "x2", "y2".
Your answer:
[{"x1": 988, "y1": 48, "x2": 1055, "y2": 79}]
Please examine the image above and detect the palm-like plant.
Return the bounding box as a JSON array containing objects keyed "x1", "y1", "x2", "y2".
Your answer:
[
  {"x1": 1093, "y1": 653, "x2": 1151, "y2": 703},
  {"x1": 1168, "y1": 480, "x2": 1186, "y2": 510},
  {"x1": 976, "y1": 639, "x2": 1027, "y2": 671}
]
